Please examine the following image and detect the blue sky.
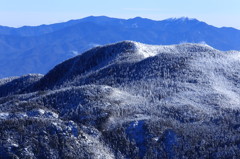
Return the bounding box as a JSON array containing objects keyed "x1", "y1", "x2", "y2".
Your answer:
[{"x1": 1, "y1": 0, "x2": 240, "y2": 29}]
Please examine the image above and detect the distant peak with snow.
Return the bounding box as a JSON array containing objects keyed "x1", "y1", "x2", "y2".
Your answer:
[
  {"x1": 166, "y1": 17, "x2": 199, "y2": 22},
  {"x1": 1, "y1": 15, "x2": 240, "y2": 78}
]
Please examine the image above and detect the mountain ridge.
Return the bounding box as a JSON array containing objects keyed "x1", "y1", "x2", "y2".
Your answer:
[
  {"x1": 1, "y1": 41, "x2": 240, "y2": 158},
  {"x1": 1, "y1": 16, "x2": 240, "y2": 78},
  {"x1": 0, "y1": 16, "x2": 234, "y2": 31},
  {"x1": 29, "y1": 41, "x2": 217, "y2": 90}
]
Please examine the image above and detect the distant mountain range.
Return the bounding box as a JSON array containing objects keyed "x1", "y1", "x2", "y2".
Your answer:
[
  {"x1": 1, "y1": 16, "x2": 240, "y2": 78},
  {"x1": 1, "y1": 41, "x2": 240, "y2": 158}
]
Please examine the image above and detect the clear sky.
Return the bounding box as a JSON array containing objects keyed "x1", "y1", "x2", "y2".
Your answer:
[{"x1": 1, "y1": 0, "x2": 240, "y2": 29}]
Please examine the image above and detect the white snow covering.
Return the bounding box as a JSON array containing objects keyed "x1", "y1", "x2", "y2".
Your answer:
[
  {"x1": 0, "y1": 112, "x2": 9, "y2": 120},
  {"x1": 0, "y1": 109, "x2": 59, "y2": 120},
  {"x1": 71, "y1": 50, "x2": 79, "y2": 56},
  {"x1": 108, "y1": 87, "x2": 145, "y2": 105},
  {"x1": 132, "y1": 41, "x2": 215, "y2": 59},
  {"x1": 0, "y1": 76, "x2": 18, "y2": 86},
  {"x1": 15, "y1": 112, "x2": 28, "y2": 118},
  {"x1": 2, "y1": 41, "x2": 240, "y2": 158},
  {"x1": 81, "y1": 131, "x2": 115, "y2": 159},
  {"x1": 134, "y1": 42, "x2": 162, "y2": 58}
]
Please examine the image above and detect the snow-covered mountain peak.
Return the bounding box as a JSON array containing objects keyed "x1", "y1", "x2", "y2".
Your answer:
[
  {"x1": 175, "y1": 43, "x2": 217, "y2": 53},
  {"x1": 103, "y1": 41, "x2": 216, "y2": 59},
  {"x1": 101, "y1": 41, "x2": 161, "y2": 59},
  {"x1": 122, "y1": 41, "x2": 217, "y2": 59},
  {"x1": 1, "y1": 41, "x2": 240, "y2": 158},
  {"x1": 166, "y1": 17, "x2": 199, "y2": 23}
]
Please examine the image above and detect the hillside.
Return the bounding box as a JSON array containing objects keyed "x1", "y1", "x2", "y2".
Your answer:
[
  {"x1": 1, "y1": 16, "x2": 240, "y2": 77},
  {"x1": 0, "y1": 41, "x2": 240, "y2": 158}
]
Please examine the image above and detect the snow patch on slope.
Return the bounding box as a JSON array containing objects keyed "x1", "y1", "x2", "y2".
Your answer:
[
  {"x1": 134, "y1": 41, "x2": 215, "y2": 59},
  {"x1": 0, "y1": 109, "x2": 59, "y2": 120}
]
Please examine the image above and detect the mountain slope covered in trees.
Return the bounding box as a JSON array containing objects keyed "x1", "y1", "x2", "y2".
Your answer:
[{"x1": 1, "y1": 41, "x2": 240, "y2": 158}]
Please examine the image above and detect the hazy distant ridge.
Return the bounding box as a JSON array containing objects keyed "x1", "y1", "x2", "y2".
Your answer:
[{"x1": 0, "y1": 16, "x2": 240, "y2": 77}]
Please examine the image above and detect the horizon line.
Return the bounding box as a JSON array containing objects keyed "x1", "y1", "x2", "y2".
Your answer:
[{"x1": 0, "y1": 15, "x2": 238, "y2": 30}]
